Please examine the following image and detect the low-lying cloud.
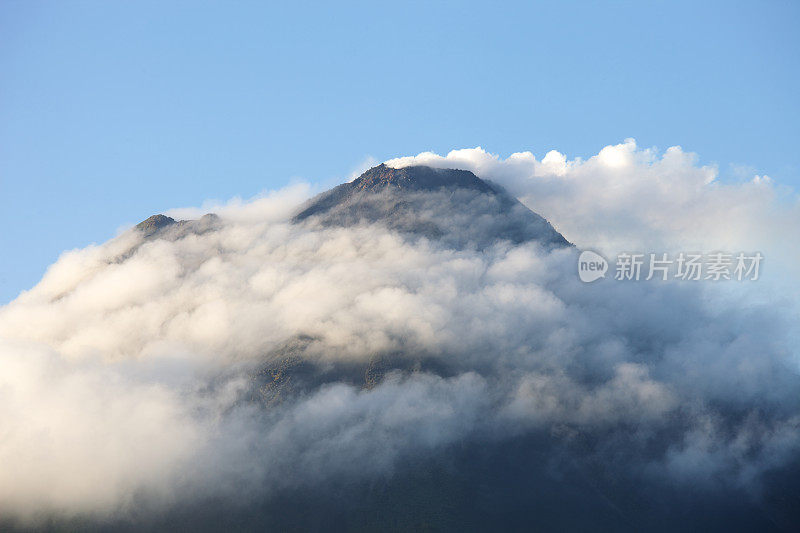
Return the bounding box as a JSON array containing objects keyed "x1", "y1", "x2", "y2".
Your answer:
[{"x1": 1, "y1": 140, "x2": 798, "y2": 528}]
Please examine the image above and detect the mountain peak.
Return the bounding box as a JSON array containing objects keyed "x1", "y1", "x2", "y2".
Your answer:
[
  {"x1": 293, "y1": 164, "x2": 570, "y2": 249},
  {"x1": 351, "y1": 164, "x2": 496, "y2": 195},
  {"x1": 135, "y1": 214, "x2": 176, "y2": 236},
  {"x1": 135, "y1": 213, "x2": 220, "y2": 239}
]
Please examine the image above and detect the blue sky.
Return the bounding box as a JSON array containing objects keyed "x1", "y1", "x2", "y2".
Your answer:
[{"x1": 1, "y1": 0, "x2": 798, "y2": 303}]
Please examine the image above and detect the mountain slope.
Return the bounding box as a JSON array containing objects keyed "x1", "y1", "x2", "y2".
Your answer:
[
  {"x1": 293, "y1": 164, "x2": 570, "y2": 249},
  {"x1": 135, "y1": 212, "x2": 220, "y2": 238}
]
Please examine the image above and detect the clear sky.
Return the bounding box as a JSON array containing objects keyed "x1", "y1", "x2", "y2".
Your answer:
[{"x1": 1, "y1": 0, "x2": 798, "y2": 303}]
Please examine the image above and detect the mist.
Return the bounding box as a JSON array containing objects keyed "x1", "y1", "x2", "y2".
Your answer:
[{"x1": 1, "y1": 141, "x2": 799, "y2": 530}]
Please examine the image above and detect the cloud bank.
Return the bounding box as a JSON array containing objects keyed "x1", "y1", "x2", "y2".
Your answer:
[
  {"x1": 1, "y1": 140, "x2": 798, "y2": 529},
  {"x1": 387, "y1": 139, "x2": 799, "y2": 260}
]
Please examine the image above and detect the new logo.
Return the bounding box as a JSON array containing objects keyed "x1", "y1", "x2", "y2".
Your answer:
[{"x1": 578, "y1": 250, "x2": 608, "y2": 282}]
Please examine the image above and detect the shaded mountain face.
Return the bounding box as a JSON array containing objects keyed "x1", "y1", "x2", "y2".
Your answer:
[
  {"x1": 293, "y1": 164, "x2": 570, "y2": 249},
  {"x1": 9, "y1": 166, "x2": 798, "y2": 533},
  {"x1": 135, "y1": 214, "x2": 177, "y2": 236},
  {"x1": 135, "y1": 212, "x2": 221, "y2": 239}
]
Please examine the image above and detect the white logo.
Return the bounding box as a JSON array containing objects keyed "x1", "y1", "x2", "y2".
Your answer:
[
  {"x1": 578, "y1": 250, "x2": 762, "y2": 283},
  {"x1": 578, "y1": 250, "x2": 608, "y2": 283}
]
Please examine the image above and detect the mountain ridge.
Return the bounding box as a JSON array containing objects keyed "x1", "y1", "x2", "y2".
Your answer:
[
  {"x1": 133, "y1": 164, "x2": 570, "y2": 249},
  {"x1": 293, "y1": 164, "x2": 570, "y2": 248}
]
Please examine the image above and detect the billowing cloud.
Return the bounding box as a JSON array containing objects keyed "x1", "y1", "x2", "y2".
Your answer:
[
  {"x1": 387, "y1": 140, "x2": 800, "y2": 260},
  {"x1": 1, "y1": 141, "x2": 798, "y2": 529}
]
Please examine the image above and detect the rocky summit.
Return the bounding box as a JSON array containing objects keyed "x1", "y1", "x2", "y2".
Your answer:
[
  {"x1": 293, "y1": 164, "x2": 570, "y2": 249},
  {"x1": 135, "y1": 212, "x2": 220, "y2": 239}
]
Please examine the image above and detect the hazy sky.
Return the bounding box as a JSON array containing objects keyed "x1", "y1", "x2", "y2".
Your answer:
[{"x1": 1, "y1": 0, "x2": 798, "y2": 303}]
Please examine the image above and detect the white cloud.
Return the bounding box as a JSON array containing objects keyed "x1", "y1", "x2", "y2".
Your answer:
[
  {"x1": 385, "y1": 139, "x2": 799, "y2": 253},
  {"x1": 1, "y1": 140, "x2": 799, "y2": 525}
]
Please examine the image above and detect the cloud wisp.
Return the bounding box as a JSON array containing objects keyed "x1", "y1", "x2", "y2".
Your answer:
[{"x1": 1, "y1": 141, "x2": 799, "y2": 529}]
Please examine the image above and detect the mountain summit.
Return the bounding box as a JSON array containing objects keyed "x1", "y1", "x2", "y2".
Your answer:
[
  {"x1": 294, "y1": 164, "x2": 570, "y2": 249},
  {"x1": 135, "y1": 213, "x2": 220, "y2": 239},
  {"x1": 348, "y1": 163, "x2": 496, "y2": 194}
]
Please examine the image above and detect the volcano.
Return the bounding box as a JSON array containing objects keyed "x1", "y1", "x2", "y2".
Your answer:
[
  {"x1": 11, "y1": 163, "x2": 795, "y2": 533},
  {"x1": 293, "y1": 164, "x2": 570, "y2": 249}
]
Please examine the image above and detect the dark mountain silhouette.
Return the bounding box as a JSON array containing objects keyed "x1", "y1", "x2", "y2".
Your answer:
[
  {"x1": 135, "y1": 214, "x2": 177, "y2": 236},
  {"x1": 293, "y1": 164, "x2": 570, "y2": 249},
  {"x1": 134, "y1": 165, "x2": 569, "y2": 250},
  {"x1": 18, "y1": 166, "x2": 796, "y2": 533},
  {"x1": 135, "y1": 213, "x2": 220, "y2": 238}
]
